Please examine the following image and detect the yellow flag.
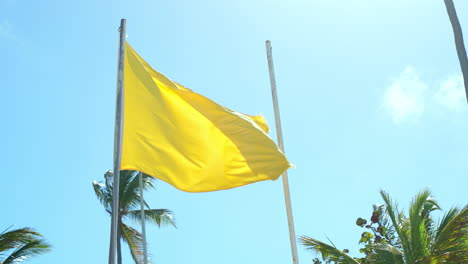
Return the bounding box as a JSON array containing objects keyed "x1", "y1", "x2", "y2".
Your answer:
[{"x1": 121, "y1": 42, "x2": 291, "y2": 192}]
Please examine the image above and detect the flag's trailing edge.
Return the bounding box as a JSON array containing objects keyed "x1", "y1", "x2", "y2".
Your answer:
[{"x1": 121, "y1": 42, "x2": 291, "y2": 192}]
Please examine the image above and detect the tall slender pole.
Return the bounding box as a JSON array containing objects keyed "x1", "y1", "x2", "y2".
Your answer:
[
  {"x1": 265, "y1": 40, "x2": 299, "y2": 264},
  {"x1": 443, "y1": 0, "x2": 468, "y2": 103},
  {"x1": 139, "y1": 171, "x2": 148, "y2": 264},
  {"x1": 109, "y1": 18, "x2": 126, "y2": 264}
]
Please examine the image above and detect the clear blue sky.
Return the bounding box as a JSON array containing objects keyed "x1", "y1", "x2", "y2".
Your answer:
[{"x1": 1, "y1": 0, "x2": 467, "y2": 263}]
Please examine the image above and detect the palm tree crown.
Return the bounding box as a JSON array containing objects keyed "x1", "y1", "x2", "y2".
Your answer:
[
  {"x1": 0, "y1": 226, "x2": 51, "y2": 264},
  {"x1": 93, "y1": 170, "x2": 176, "y2": 263},
  {"x1": 300, "y1": 189, "x2": 468, "y2": 264}
]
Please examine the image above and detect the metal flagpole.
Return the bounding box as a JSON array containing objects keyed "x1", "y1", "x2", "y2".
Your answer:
[
  {"x1": 265, "y1": 40, "x2": 299, "y2": 264},
  {"x1": 443, "y1": 0, "x2": 468, "y2": 102},
  {"x1": 138, "y1": 171, "x2": 148, "y2": 264},
  {"x1": 109, "y1": 18, "x2": 126, "y2": 264}
]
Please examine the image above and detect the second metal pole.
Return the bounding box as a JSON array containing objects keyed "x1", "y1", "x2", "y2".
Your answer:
[
  {"x1": 138, "y1": 171, "x2": 148, "y2": 264},
  {"x1": 265, "y1": 40, "x2": 299, "y2": 264},
  {"x1": 443, "y1": 0, "x2": 468, "y2": 102}
]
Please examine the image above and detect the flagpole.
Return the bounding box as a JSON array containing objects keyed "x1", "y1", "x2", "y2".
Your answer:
[
  {"x1": 265, "y1": 40, "x2": 299, "y2": 264},
  {"x1": 109, "y1": 18, "x2": 126, "y2": 264},
  {"x1": 138, "y1": 171, "x2": 148, "y2": 264},
  {"x1": 443, "y1": 0, "x2": 468, "y2": 102}
]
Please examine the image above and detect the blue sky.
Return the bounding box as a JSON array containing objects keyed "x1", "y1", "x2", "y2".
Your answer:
[{"x1": 1, "y1": 0, "x2": 467, "y2": 263}]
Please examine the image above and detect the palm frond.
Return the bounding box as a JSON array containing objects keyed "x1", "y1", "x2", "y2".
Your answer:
[
  {"x1": 434, "y1": 207, "x2": 459, "y2": 243},
  {"x1": 0, "y1": 228, "x2": 42, "y2": 254},
  {"x1": 1, "y1": 238, "x2": 50, "y2": 264},
  {"x1": 367, "y1": 243, "x2": 404, "y2": 264},
  {"x1": 119, "y1": 171, "x2": 155, "y2": 211},
  {"x1": 299, "y1": 236, "x2": 360, "y2": 264},
  {"x1": 118, "y1": 171, "x2": 139, "y2": 210},
  {"x1": 127, "y1": 209, "x2": 176, "y2": 228},
  {"x1": 431, "y1": 206, "x2": 468, "y2": 263},
  {"x1": 92, "y1": 180, "x2": 112, "y2": 211},
  {"x1": 380, "y1": 190, "x2": 412, "y2": 263},
  {"x1": 408, "y1": 189, "x2": 439, "y2": 262},
  {"x1": 120, "y1": 223, "x2": 144, "y2": 264},
  {"x1": 95, "y1": 170, "x2": 155, "y2": 212}
]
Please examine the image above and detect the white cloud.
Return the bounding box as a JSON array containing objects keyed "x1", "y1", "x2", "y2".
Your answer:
[
  {"x1": 383, "y1": 66, "x2": 427, "y2": 124},
  {"x1": 434, "y1": 74, "x2": 466, "y2": 111}
]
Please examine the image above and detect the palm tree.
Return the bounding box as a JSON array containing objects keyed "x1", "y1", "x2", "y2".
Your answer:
[
  {"x1": 299, "y1": 189, "x2": 468, "y2": 263},
  {"x1": 93, "y1": 170, "x2": 176, "y2": 264},
  {"x1": 0, "y1": 226, "x2": 51, "y2": 264}
]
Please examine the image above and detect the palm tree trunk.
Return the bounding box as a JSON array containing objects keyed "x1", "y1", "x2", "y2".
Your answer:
[
  {"x1": 108, "y1": 220, "x2": 113, "y2": 264},
  {"x1": 117, "y1": 222, "x2": 122, "y2": 264},
  {"x1": 443, "y1": 0, "x2": 468, "y2": 102}
]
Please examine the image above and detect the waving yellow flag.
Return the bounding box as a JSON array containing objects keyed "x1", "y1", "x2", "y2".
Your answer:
[{"x1": 121, "y1": 42, "x2": 291, "y2": 192}]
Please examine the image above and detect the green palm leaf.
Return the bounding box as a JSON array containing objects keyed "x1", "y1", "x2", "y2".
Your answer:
[
  {"x1": 431, "y1": 206, "x2": 468, "y2": 263},
  {"x1": 120, "y1": 171, "x2": 154, "y2": 210},
  {"x1": 120, "y1": 223, "x2": 144, "y2": 264},
  {"x1": 367, "y1": 244, "x2": 404, "y2": 264},
  {"x1": 0, "y1": 227, "x2": 39, "y2": 253},
  {"x1": 380, "y1": 190, "x2": 413, "y2": 263},
  {"x1": 127, "y1": 209, "x2": 176, "y2": 228},
  {"x1": 0, "y1": 227, "x2": 50, "y2": 264},
  {"x1": 299, "y1": 236, "x2": 360, "y2": 264},
  {"x1": 2, "y1": 239, "x2": 50, "y2": 264},
  {"x1": 407, "y1": 189, "x2": 439, "y2": 261},
  {"x1": 92, "y1": 180, "x2": 112, "y2": 212}
]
